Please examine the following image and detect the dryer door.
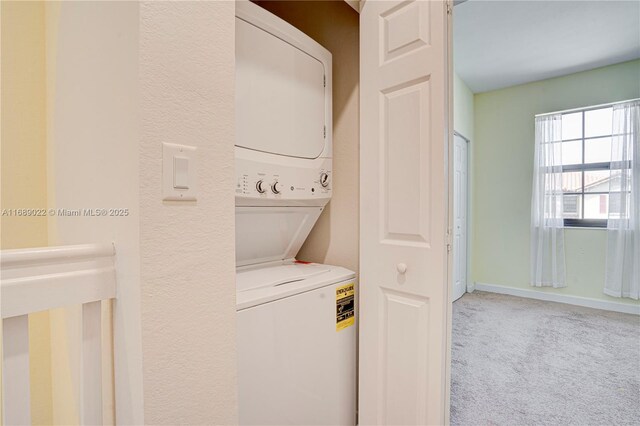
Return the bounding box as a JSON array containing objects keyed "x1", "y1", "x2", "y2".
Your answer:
[{"x1": 236, "y1": 17, "x2": 326, "y2": 159}]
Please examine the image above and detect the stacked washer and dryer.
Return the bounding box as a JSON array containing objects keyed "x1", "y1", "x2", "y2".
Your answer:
[{"x1": 234, "y1": 2, "x2": 357, "y2": 426}]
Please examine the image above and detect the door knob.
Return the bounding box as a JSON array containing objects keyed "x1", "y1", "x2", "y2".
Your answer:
[{"x1": 396, "y1": 263, "x2": 408, "y2": 274}]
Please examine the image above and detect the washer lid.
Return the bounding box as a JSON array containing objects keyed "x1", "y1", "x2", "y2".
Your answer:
[
  {"x1": 236, "y1": 262, "x2": 356, "y2": 310},
  {"x1": 236, "y1": 262, "x2": 330, "y2": 292}
]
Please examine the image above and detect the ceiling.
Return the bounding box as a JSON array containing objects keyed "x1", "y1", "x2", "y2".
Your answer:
[{"x1": 453, "y1": 0, "x2": 640, "y2": 93}]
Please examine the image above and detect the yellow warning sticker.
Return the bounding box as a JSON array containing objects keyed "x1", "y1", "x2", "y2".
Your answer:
[{"x1": 336, "y1": 282, "x2": 355, "y2": 331}]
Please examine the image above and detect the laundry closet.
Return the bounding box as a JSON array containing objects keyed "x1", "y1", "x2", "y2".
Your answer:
[
  {"x1": 234, "y1": 1, "x2": 360, "y2": 425},
  {"x1": 253, "y1": 0, "x2": 360, "y2": 275}
]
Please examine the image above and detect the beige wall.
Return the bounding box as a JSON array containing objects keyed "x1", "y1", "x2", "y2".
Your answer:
[
  {"x1": 1, "y1": 1, "x2": 48, "y2": 249},
  {"x1": 1, "y1": 2, "x2": 53, "y2": 424},
  {"x1": 46, "y1": 2, "x2": 143, "y2": 424},
  {"x1": 3, "y1": 2, "x2": 239, "y2": 424},
  {"x1": 139, "y1": 2, "x2": 238, "y2": 424},
  {"x1": 254, "y1": 0, "x2": 360, "y2": 275},
  {"x1": 45, "y1": 2, "x2": 142, "y2": 423}
]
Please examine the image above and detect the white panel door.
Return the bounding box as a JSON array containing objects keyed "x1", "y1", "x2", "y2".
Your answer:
[
  {"x1": 359, "y1": 1, "x2": 452, "y2": 425},
  {"x1": 453, "y1": 134, "x2": 468, "y2": 301}
]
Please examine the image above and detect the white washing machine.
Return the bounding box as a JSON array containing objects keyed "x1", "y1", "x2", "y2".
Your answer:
[
  {"x1": 235, "y1": 2, "x2": 356, "y2": 426},
  {"x1": 237, "y1": 262, "x2": 356, "y2": 426}
]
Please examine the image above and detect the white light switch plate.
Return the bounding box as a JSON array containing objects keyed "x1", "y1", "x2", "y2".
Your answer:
[{"x1": 162, "y1": 142, "x2": 197, "y2": 201}]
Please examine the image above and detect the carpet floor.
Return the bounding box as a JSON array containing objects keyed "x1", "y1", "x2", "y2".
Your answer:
[{"x1": 450, "y1": 291, "x2": 640, "y2": 426}]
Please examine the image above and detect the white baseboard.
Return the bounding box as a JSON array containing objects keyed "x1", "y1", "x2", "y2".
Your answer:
[
  {"x1": 474, "y1": 282, "x2": 640, "y2": 315},
  {"x1": 466, "y1": 281, "x2": 476, "y2": 293}
]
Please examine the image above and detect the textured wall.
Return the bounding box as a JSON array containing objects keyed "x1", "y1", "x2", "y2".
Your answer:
[
  {"x1": 139, "y1": 2, "x2": 238, "y2": 424},
  {"x1": 473, "y1": 60, "x2": 640, "y2": 304},
  {"x1": 254, "y1": 0, "x2": 360, "y2": 275}
]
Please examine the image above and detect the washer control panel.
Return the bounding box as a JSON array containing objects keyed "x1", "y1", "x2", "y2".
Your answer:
[{"x1": 235, "y1": 157, "x2": 332, "y2": 203}]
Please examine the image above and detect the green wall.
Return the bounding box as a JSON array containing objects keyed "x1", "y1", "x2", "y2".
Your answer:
[{"x1": 473, "y1": 59, "x2": 640, "y2": 304}]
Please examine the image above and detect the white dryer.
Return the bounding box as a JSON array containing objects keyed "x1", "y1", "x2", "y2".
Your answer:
[{"x1": 235, "y1": 2, "x2": 356, "y2": 426}]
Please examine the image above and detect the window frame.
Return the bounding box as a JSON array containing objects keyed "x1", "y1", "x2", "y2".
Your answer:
[
  {"x1": 560, "y1": 106, "x2": 613, "y2": 228},
  {"x1": 562, "y1": 161, "x2": 610, "y2": 228}
]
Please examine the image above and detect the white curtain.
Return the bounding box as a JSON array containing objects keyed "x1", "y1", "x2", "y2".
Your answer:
[
  {"x1": 531, "y1": 114, "x2": 566, "y2": 288},
  {"x1": 604, "y1": 100, "x2": 639, "y2": 299}
]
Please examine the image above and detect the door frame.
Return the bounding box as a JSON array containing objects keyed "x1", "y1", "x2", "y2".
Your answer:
[
  {"x1": 453, "y1": 131, "x2": 471, "y2": 296},
  {"x1": 445, "y1": 3, "x2": 454, "y2": 421}
]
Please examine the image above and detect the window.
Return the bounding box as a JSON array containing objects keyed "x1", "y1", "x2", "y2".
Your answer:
[{"x1": 558, "y1": 105, "x2": 624, "y2": 227}]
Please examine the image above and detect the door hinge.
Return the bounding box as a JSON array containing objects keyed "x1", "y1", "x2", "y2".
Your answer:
[
  {"x1": 323, "y1": 75, "x2": 326, "y2": 88},
  {"x1": 447, "y1": 2, "x2": 452, "y2": 15},
  {"x1": 447, "y1": 243, "x2": 452, "y2": 253},
  {"x1": 323, "y1": 125, "x2": 326, "y2": 138}
]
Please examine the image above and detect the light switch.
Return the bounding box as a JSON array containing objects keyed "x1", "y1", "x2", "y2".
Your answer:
[
  {"x1": 162, "y1": 143, "x2": 197, "y2": 201},
  {"x1": 173, "y1": 156, "x2": 189, "y2": 189}
]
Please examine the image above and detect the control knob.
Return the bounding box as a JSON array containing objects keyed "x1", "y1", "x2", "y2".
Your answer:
[
  {"x1": 256, "y1": 180, "x2": 266, "y2": 194},
  {"x1": 271, "y1": 180, "x2": 283, "y2": 194},
  {"x1": 320, "y1": 172, "x2": 330, "y2": 188}
]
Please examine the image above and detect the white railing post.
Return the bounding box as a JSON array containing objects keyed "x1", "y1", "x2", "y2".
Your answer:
[
  {"x1": 2, "y1": 314, "x2": 31, "y2": 426},
  {"x1": 81, "y1": 300, "x2": 104, "y2": 425}
]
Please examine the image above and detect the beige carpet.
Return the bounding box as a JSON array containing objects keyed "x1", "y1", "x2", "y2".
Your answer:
[{"x1": 450, "y1": 291, "x2": 640, "y2": 426}]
